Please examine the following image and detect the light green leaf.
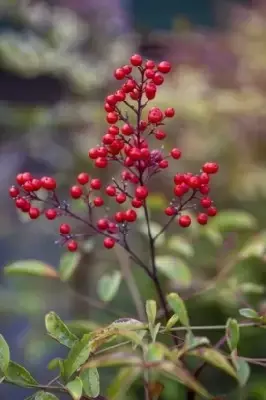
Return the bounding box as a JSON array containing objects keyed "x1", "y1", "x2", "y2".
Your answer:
[
  {"x1": 239, "y1": 283, "x2": 265, "y2": 295},
  {"x1": 166, "y1": 293, "x2": 189, "y2": 327},
  {"x1": 226, "y1": 318, "x2": 239, "y2": 351},
  {"x1": 184, "y1": 331, "x2": 210, "y2": 351},
  {"x1": 234, "y1": 358, "x2": 250, "y2": 387},
  {"x1": 80, "y1": 367, "x2": 100, "y2": 398},
  {"x1": 63, "y1": 334, "x2": 91, "y2": 380},
  {"x1": 45, "y1": 312, "x2": 78, "y2": 348},
  {"x1": 5, "y1": 361, "x2": 37, "y2": 386},
  {"x1": 139, "y1": 221, "x2": 165, "y2": 246},
  {"x1": 59, "y1": 252, "x2": 81, "y2": 282},
  {"x1": 107, "y1": 367, "x2": 141, "y2": 400},
  {"x1": 66, "y1": 377, "x2": 83, "y2": 400},
  {"x1": 0, "y1": 334, "x2": 10, "y2": 373},
  {"x1": 167, "y1": 236, "x2": 194, "y2": 258},
  {"x1": 165, "y1": 314, "x2": 179, "y2": 330},
  {"x1": 151, "y1": 322, "x2": 161, "y2": 343},
  {"x1": 4, "y1": 260, "x2": 58, "y2": 279},
  {"x1": 146, "y1": 300, "x2": 157, "y2": 327},
  {"x1": 47, "y1": 358, "x2": 62, "y2": 371},
  {"x1": 239, "y1": 232, "x2": 266, "y2": 260},
  {"x1": 156, "y1": 256, "x2": 192, "y2": 287},
  {"x1": 65, "y1": 320, "x2": 100, "y2": 336},
  {"x1": 146, "y1": 342, "x2": 165, "y2": 362},
  {"x1": 146, "y1": 193, "x2": 168, "y2": 211},
  {"x1": 82, "y1": 352, "x2": 141, "y2": 369},
  {"x1": 34, "y1": 391, "x2": 59, "y2": 400},
  {"x1": 207, "y1": 210, "x2": 257, "y2": 232},
  {"x1": 239, "y1": 308, "x2": 260, "y2": 320},
  {"x1": 200, "y1": 227, "x2": 223, "y2": 246},
  {"x1": 97, "y1": 270, "x2": 122, "y2": 302}
]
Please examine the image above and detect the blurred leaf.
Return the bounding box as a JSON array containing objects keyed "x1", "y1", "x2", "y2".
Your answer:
[
  {"x1": 80, "y1": 367, "x2": 100, "y2": 398},
  {"x1": 59, "y1": 252, "x2": 81, "y2": 282},
  {"x1": 156, "y1": 256, "x2": 192, "y2": 287},
  {"x1": 234, "y1": 358, "x2": 250, "y2": 387},
  {"x1": 0, "y1": 335, "x2": 9, "y2": 373},
  {"x1": 146, "y1": 300, "x2": 157, "y2": 327},
  {"x1": 82, "y1": 352, "x2": 142, "y2": 369},
  {"x1": 66, "y1": 320, "x2": 100, "y2": 336},
  {"x1": 139, "y1": 221, "x2": 165, "y2": 247},
  {"x1": 66, "y1": 377, "x2": 83, "y2": 400},
  {"x1": 200, "y1": 227, "x2": 223, "y2": 246},
  {"x1": 34, "y1": 392, "x2": 59, "y2": 400},
  {"x1": 167, "y1": 236, "x2": 195, "y2": 258},
  {"x1": 107, "y1": 367, "x2": 141, "y2": 400},
  {"x1": 97, "y1": 270, "x2": 122, "y2": 302},
  {"x1": 239, "y1": 282, "x2": 265, "y2": 294},
  {"x1": 207, "y1": 210, "x2": 257, "y2": 232},
  {"x1": 146, "y1": 343, "x2": 165, "y2": 362},
  {"x1": 5, "y1": 361, "x2": 37, "y2": 386},
  {"x1": 239, "y1": 308, "x2": 260, "y2": 320},
  {"x1": 146, "y1": 193, "x2": 168, "y2": 210},
  {"x1": 63, "y1": 334, "x2": 91, "y2": 380},
  {"x1": 151, "y1": 323, "x2": 161, "y2": 343},
  {"x1": 45, "y1": 312, "x2": 78, "y2": 349},
  {"x1": 4, "y1": 260, "x2": 58, "y2": 279},
  {"x1": 148, "y1": 381, "x2": 164, "y2": 400},
  {"x1": 110, "y1": 318, "x2": 146, "y2": 331},
  {"x1": 165, "y1": 314, "x2": 179, "y2": 330},
  {"x1": 47, "y1": 358, "x2": 62, "y2": 371},
  {"x1": 226, "y1": 318, "x2": 239, "y2": 351},
  {"x1": 184, "y1": 332, "x2": 210, "y2": 351},
  {"x1": 238, "y1": 232, "x2": 266, "y2": 260},
  {"x1": 166, "y1": 293, "x2": 189, "y2": 327}
]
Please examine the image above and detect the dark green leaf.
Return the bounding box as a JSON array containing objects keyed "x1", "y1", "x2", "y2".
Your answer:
[
  {"x1": 166, "y1": 293, "x2": 189, "y2": 327},
  {"x1": 59, "y1": 252, "x2": 81, "y2": 282},
  {"x1": 156, "y1": 256, "x2": 192, "y2": 287},
  {"x1": 239, "y1": 308, "x2": 260, "y2": 320},
  {"x1": 66, "y1": 377, "x2": 83, "y2": 400},
  {"x1": 4, "y1": 260, "x2": 58, "y2": 279},
  {"x1": 45, "y1": 312, "x2": 78, "y2": 348},
  {"x1": 97, "y1": 271, "x2": 122, "y2": 302},
  {"x1": 80, "y1": 367, "x2": 100, "y2": 398},
  {"x1": 0, "y1": 334, "x2": 10, "y2": 373},
  {"x1": 5, "y1": 361, "x2": 37, "y2": 386},
  {"x1": 226, "y1": 318, "x2": 239, "y2": 351},
  {"x1": 64, "y1": 334, "x2": 91, "y2": 380}
]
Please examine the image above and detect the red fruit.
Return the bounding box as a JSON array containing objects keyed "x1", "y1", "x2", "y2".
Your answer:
[
  {"x1": 115, "y1": 90, "x2": 126, "y2": 101},
  {"x1": 158, "y1": 61, "x2": 172, "y2": 73},
  {"x1": 94, "y1": 197, "x2": 104, "y2": 207},
  {"x1": 145, "y1": 69, "x2": 155, "y2": 78},
  {"x1": 155, "y1": 130, "x2": 166, "y2": 140},
  {"x1": 145, "y1": 83, "x2": 157, "y2": 99},
  {"x1": 152, "y1": 72, "x2": 164, "y2": 85},
  {"x1": 104, "y1": 102, "x2": 115, "y2": 112},
  {"x1": 105, "y1": 185, "x2": 116, "y2": 196},
  {"x1": 122, "y1": 64, "x2": 132, "y2": 74},
  {"x1": 145, "y1": 60, "x2": 155, "y2": 69},
  {"x1": 135, "y1": 186, "x2": 148, "y2": 200},
  {"x1": 129, "y1": 148, "x2": 141, "y2": 161},
  {"x1": 174, "y1": 174, "x2": 184, "y2": 184},
  {"x1": 207, "y1": 206, "x2": 217, "y2": 216},
  {"x1": 41, "y1": 176, "x2": 56, "y2": 190},
  {"x1": 148, "y1": 107, "x2": 163, "y2": 124},
  {"x1": 114, "y1": 68, "x2": 125, "y2": 80},
  {"x1": 170, "y1": 148, "x2": 181, "y2": 159},
  {"x1": 199, "y1": 172, "x2": 210, "y2": 184},
  {"x1": 199, "y1": 185, "x2": 210, "y2": 195},
  {"x1": 165, "y1": 207, "x2": 175, "y2": 216},
  {"x1": 200, "y1": 197, "x2": 212, "y2": 208},
  {"x1": 88, "y1": 148, "x2": 99, "y2": 159},
  {"x1": 125, "y1": 209, "x2": 137, "y2": 222},
  {"x1": 108, "y1": 222, "x2": 118, "y2": 234},
  {"x1": 115, "y1": 211, "x2": 125, "y2": 223},
  {"x1": 102, "y1": 134, "x2": 114, "y2": 145},
  {"x1": 178, "y1": 215, "x2": 191, "y2": 227},
  {"x1": 121, "y1": 123, "x2": 134, "y2": 135},
  {"x1": 165, "y1": 107, "x2": 175, "y2": 117},
  {"x1": 106, "y1": 112, "x2": 118, "y2": 124},
  {"x1": 202, "y1": 162, "x2": 219, "y2": 174},
  {"x1": 130, "y1": 88, "x2": 140, "y2": 100},
  {"x1": 23, "y1": 180, "x2": 34, "y2": 192},
  {"x1": 130, "y1": 54, "x2": 142, "y2": 66},
  {"x1": 70, "y1": 185, "x2": 83, "y2": 199},
  {"x1": 16, "y1": 173, "x2": 25, "y2": 185},
  {"x1": 189, "y1": 176, "x2": 201, "y2": 189},
  {"x1": 159, "y1": 160, "x2": 168, "y2": 169},
  {"x1": 67, "y1": 240, "x2": 78, "y2": 252},
  {"x1": 131, "y1": 198, "x2": 143, "y2": 208},
  {"x1": 139, "y1": 120, "x2": 148, "y2": 131},
  {"x1": 140, "y1": 148, "x2": 150, "y2": 159},
  {"x1": 60, "y1": 223, "x2": 71, "y2": 235},
  {"x1": 77, "y1": 172, "x2": 89, "y2": 185},
  {"x1": 197, "y1": 213, "x2": 208, "y2": 225},
  {"x1": 108, "y1": 125, "x2": 119, "y2": 135},
  {"x1": 104, "y1": 237, "x2": 115, "y2": 249},
  {"x1": 22, "y1": 172, "x2": 32, "y2": 182},
  {"x1": 95, "y1": 157, "x2": 108, "y2": 168},
  {"x1": 174, "y1": 185, "x2": 185, "y2": 197},
  {"x1": 31, "y1": 179, "x2": 42, "y2": 191},
  {"x1": 124, "y1": 79, "x2": 136, "y2": 92},
  {"x1": 45, "y1": 209, "x2": 57, "y2": 220},
  {"x1": 9, "y1": 186, "x2": 19, "y2": 198},
  {"x1": 15, "y1": 197, "x2": 27, "y2": 209},
  {"x1": 21, "y1": 201, "x2": 31, "y2": 212},
  {"x1": 97, "y1": 147, "x2": 108, "y2": 157},
  {"x1": 116, "y1": 193, "x2": 127, "y2": 204},
  {"x1": 97, "y1": 218, "x2": 109, "y2": 230},
  {"x1": 183, "y1": 173, "x2": 193, "y2": 184},
  {"x1": 90, "y1": 179, "x2": 102, "y2": 190},
  {"x1": 29, "y1": 207, "x2": 40, "y2": 219}
]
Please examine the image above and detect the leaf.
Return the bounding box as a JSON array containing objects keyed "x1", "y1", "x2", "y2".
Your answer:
[
  {"x1": 239, "y1": 283, "x2": 265, "y2": 295},
  {"x1": 165, "y1": 314, "x2": 179, "y2": 330},
  {"x1": 45, "y1": 312, "x2": 78, "y2": 349},
  {"x1": 66, "y1": 377, "x2": 83, "y2": 400},
  {"x1": 65, "y1": 320, "x2": 100, "y2": 336},
  {"x1": 82, "y1": 352, "x2": 142, "y2": 369},
  {"x1": 184, "y1": 332, "x2": 210, "y2": 351},
  {"x1": 238, "y1": 231, "x2": 266, "y2": 260},
  {"x1": 156, "y1": 256, "x2": 192, "y2": 288},
  {"x1": 146, "y1": 342, "x2": 165, "y2": 362},
  {"x1": 47, "y1": 358, "x2": 62, "y2": 371},
  {"x1": 188, "y1": 348, "x2": 237, "y2": 379},
  {"x1": 146, "y1": 193, "x2": 168, "y2": 211},
  {"x1": 151, "y1": 323, "x2": 161, "y2": 343},
  {"x1": 167, "y1": 236, "x2": 194, "y2": 258},
  {"x1": 207, "y1": 210, "x2": 257, "y2": 232},
  {"x1": 34, "y1": 392, "x2": 59, "y2": 400},
  {"x1": 0, "y1": 334, "x2": 10, "y2": 373},
  {"x1": 139, "y1": 221, "x2": 165, "y2": 246},
  {"x1": 234, "y1": 358, "x2": 250, "y2": 387},
  {"x1": 4, "y1": 260, "x2": 58, "y2": 279},
  {"x1": 97, "y1": 270, "x2": 122, "y2": 302},
  {"x1": 80, "y1": 367, "x2": 100, "y2": 398},
  {"x1": 200, "y1": 227, "x2": 223, "y2": 246},
  {"x1": 146, "y1": 300, "x2": 157, "y2": 327},
  {"x1": 59, "y1": 252, "x2": 81, "y2": 282},
  {"x1": 226, "y1": 318, "x2": 239, "y2": 351},
  {"x1": 5, "y1": 361, "x2": 37, "y2": 386},
  {"x1": 63, "y1": 334, "x2": 91, "y2": 380},
  {"x1": 107, "y1": 367, "x2": 141, "y2": 400},
  {"x1": 239, "y1": 308, "x2": 260, "y2": 320},
  {"x1": 166, "y1": 293, "x2": 189, "y2": 327}
]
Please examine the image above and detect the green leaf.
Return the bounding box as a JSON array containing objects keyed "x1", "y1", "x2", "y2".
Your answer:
[
  {"x1": 82, "y1": 352, "x2": 142, "y2": 369},
  {"x1": 4, "y1": 260, "x2": 58, "y2": 279},
  {"x1": 146, "y1": 343, "x2": 165, "y2": 362},
  {"x1": 107, "y1": 367, "x2": 141, "y2": 400},
  {"x1": 165, "y1": 314, "x2": 179, "y2": 330},
  {"x1": 65, "y1": 320, "x2": 100, "y2": 336},
  {"x1": 151, "y1": 322, "x2": 161, "y2": 343},
  {"x1": 97, "y1": 270, "x2": 122, "y2": 302},
  {"x1": 146, "y1": 193, "x2": 168, "y2": 211},
  {"x1": 45, "y1": 312, "x2": 78, "y2": 349},
  {"x1": 146, "y1": 300, "x2": 157, "y2": 327},
  {"x1": 80, "y1": 367, "x2": 100, "y2": 398},
  {"x1": 47, "y1": 358, "x2": 62, "y2": 371},
  {"x1": 239, "y1": 308, "x2": 260, "y2": 320},
  {"x1": 166, "y1": 293, "x2": 189, "y2": 327},
  {"x1": 139, "y1": 221, "x2": 165, "y2": 246},
  {"x1": 59, "y1": 252, "x2": 81, "y2": 282},
  {"x1": 5, "y1": 361, "x2": 37, "y2": 387},
  {"x1": 226, "y1": 318, "x2": 239, "y2": 351},
  {"x1": 0, "y1": 334, "x2": 10, "y2": 373},
  {"x1": 63, "y1": 334, "x2": 91, "y2": 380},
  {"x1": 239, "y1": 283, "x2": 265, "y2": 295},
  {"x1": 167, "y1": 236, "x2": 194, "y2": 258},
  {"x1": 200, "y1": 227, "x2": 223, "y2": 246},
  {"x1": 207, "y1": 210, "x2": 257, "y2": 232},
  {"x1": 234, "y1": 358, "x2": 250, "y2": 387},
  {"x1": 184, "y1": 332, "x2": 210, "y2": 351},
  {"x1": 66, "y1": 377, "x2": 83, "y2": 400},
  {"x1": 34, "y1": 392, "x2": 59, "y2": 400},
  {"x1": 238, "y1": 231, "x2": 266, "y2": 260},
  {"x1": 156, "y1": 256, "x2": 192, "y2": 288}
]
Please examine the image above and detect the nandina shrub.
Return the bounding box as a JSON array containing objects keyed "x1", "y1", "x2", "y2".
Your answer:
[{"x1": 1, "y1": 54, "x2": 263, "y2": 400}]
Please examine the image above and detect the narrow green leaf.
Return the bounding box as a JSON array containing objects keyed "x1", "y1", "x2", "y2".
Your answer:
[
  {"x1": 0, "y1": 334, "x2": 10, "y2": 372},
  {"x1": 66, "y1": 377, "x2": 83, "y2": 400},
  {"x1": 151, "y1": 323, "x2": 161, "y2": 343},
  {"x1": 59, "y1": 252, "x2": 81, "y2": 282},
  {"x1": 34, "y1": 391, "x2": 59, "y2": 400},
  {"x1": 239, "y1": 308, "x2": 260, "y2": 320},
  {"x1": 97, "y1": 270, "x2": 122, "y2": 302},
  {"x1": 167, "y1": 236, "x2": 194, "y2": 258},
  {"x1": 64, "y1": 334, "x2": 91, "y2": 380},
  {"x1": 146, "y1": 300, "x2": 157, "y2": 327},
  {"x1": 234, "y1": 358, "x2": 250, "y2": 387},
  {"x1": 107, "y1": 367, "x2": 141, "y2": 400},
  {"x1": 5, "y1": 361, "x2": 37, "y2": 387},
  {"x1": 80, "y1": 367, "x2": 100, "y2": 398},
  {"x1": 166, "y1": 293, "x2": 189, "y2": 327},
  {"x1": 45, "y1": 312, "x2": 78, "y2": 349},
  {"x1": 207, "y1": 210, "x2": 257, "y2": 232},
  {"x1": 156, "y1": 256, "x2": 192, "y2": 287},
  {"x1": 4, "y1": 260, "x2": 58, "y2": 279},
  {"x1": 184, "y1": 332, "x2": 210, "y2": 351},
  {"x1": 226, "y1": 318, "x2": 239, "y2": 351},
  {"x1": 165, "y1": 314, "x2": 179, "y2": 330}
]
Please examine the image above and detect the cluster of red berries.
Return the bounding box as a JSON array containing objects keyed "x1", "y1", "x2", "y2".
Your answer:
[{"x1": 8, "y1": 54, "x2": 219, "y2": 252}]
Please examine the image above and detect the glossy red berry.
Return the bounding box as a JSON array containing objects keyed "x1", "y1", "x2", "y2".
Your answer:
[
  {"x1": 31, "y1": 179, "x2": 42, "y2": 191},
  {"x1": 165, "y1": 207, "x2": 175, "y2": 216},
  {"x1": 178, "y1": 215, "x2": 191, "y2": 227},
  {"x1": 145, "y1": 60, "x2": 155, "y2": 69},
  {"x1": 94, "y1": 197, "x2": 104, "y2": 207},
  {"x1": 174, "y1": 185, "x2": 185, "y2": 197},
  {"x1": 23, "y1": 181, "x2": 34, "y2": 192},
  {"x1": 131, "y1": 198, "x2": 143, "y2": 208},
  {"x1": 197, "y1": 213, "x2": 208, "y2": 225},
  {"x1": 199, "y1": 185, "x2": 210, "y2": 195},
  {"x1": 159, "y1": 160, "x2": 168, "y2": 169},
  {"x1": 70, "y1": 185, "x2": 83, "y2": 199},
  {"x1": 90, "y1": 179, "x2": 102, "y2": 190},
  {"x1": 152, "y1": 72, "x2": 164, "y2": 85},
  {"x1": 105, "y1": 185, "x2": 116, "y2": 196},
  {"x1": 148, "y1": 107, "x2": 163, "y2": 124},
  {"x1": 158, "y1": 61, "x2": 172, "y2": 73},
  {"x1": 88, "y1": 148, "x2": 99, "y2": 159},
  {"x1": 95, "y1": 157, "x2": 108, "y2": 168},
  {"x1": 29, "y1": 207, "x2": 40, "y2": 219},
  {"x1": 135, "y1": 186, "x2": 148, "y2": 200},
  {"x1": 155, "y1": 130, "x2": 166, "y2": 140},
  {"x1": 41, "y1": 176, "x2": 56, "y2": 190},
  {"x1": 16, "y1": 173, "x2": 25, "y2": 185},
  {"x1": 170, "y1": 148, "x2": 181, "y2": 159},
  {"x1": 60, "y1": 223, "x2": 71, "y2": 235},
  {"x1": 207, "y1": 206, "x2": 217, "y2": 216},
  {"x1": 130, "y1": 54, "x2": 142, "y2": 66},
  {"x1": 202, "y1": 162, "x2": 219, "y2": 174},
  {"x1": 121, "y1": 123, "x2": 134, "y2": 136},
  {"x1": 174, "y1": 174, "x2": 184, "y2": 184},
  {"x1": 122, "y1": 64, "x2": 132, "y2": 74},
  {"x1": 15, "y1": 197, "x2": 27, "y2": 209},
  {"x1": 22, "y1": 172, "x2": 32, "y2": 182},
  {"x1": 106, "y1": 112, "x2": 118, "y2": 124},
  {"x1": 77, "y1": 172, "x2": 89, "y2": 185},
  {"x1": 9, "y1": 186, "x2": 19, "y2": 198},
  {"x1": 200, "y1": 173, "x2": 210, "y2": 184},
  {"x1": 114, "y1": 68, "x2": 125, "y2": 80},
  {"x1": 108, "y1": 125, "x2": 119, "y2": 136},
  {"x1": 116, "y1": 193, "x2": 127, "y2": 204},
  {"x1": 97, "y1": 218, "x2": 109, "y2": 230},
  {"x1": 104, "y1": 237, "x2": 115, "y2": 249},
  {"x1": 189, "y1": 176, "x2": 201, "y2": 189},
  {"x1": 125, "y1": 209, "x2": 137, "y2": 222},
  {"x1": 45, "y1": 209, "x2": 57, "y2": 220},
  {"x1": 67, "y1": 240, "x2": 78, "y2": 252},
  {"x1": 200, "y1": 197, "x2": 212, "y2": 208},
  {"x1": 165, "y1": 107, "x2": 175, "y2": 117}
]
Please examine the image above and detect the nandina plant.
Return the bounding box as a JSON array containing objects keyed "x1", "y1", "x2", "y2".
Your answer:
[{"x1": 2, "y1": 54, "x2": 262, "y2": 400}]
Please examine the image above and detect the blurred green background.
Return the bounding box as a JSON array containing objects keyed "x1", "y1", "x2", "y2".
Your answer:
[{"x1": 1, "y1": 0, "x2": 266, "y2": 399}]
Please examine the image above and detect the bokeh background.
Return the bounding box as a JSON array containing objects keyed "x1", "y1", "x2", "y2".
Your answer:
[{"x1": 1, "y1": 0, "x2": 266, "y2": 399}]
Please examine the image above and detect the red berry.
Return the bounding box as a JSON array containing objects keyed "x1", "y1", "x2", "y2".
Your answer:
[
  {"x1": 152, "y1": 72, "x2": 164, "y2": 85},
  {"x1": 155, "y1": 130, "x2": 166, "y2": 140},
  {"x1": 41, "y1": 176, "x2": 57, "y2": 190},
  {"x1": 200, "y1": 197, "x2": 212, "y2": 208},
  {"x1": 70, "y1": 185, "x2": 83, "y2": 199},
  {"x1": 159, "y1": 159, "x2": 168, "y2": 169},
  {"x1": 174, "y1": 185, "x2": 185, "y2": 197},
  {"x1": 178, "y1": 215, "x2": 191, "y2": 227},
  {"x1": 67, "y1": 240, "x2": 78, "y2": 252},
  {"x1": 158, "y1": 61, "x2": 172, "y2": 73},
  {"x1": 31, "y1": 179, "x2": 42, "y2": 191},
  {"x1": 189, "y1": 176, "x2": 201, "y2": 189},
  {"x1": 165, "y1": 206, "x2": 175, "y2": 216},
  {"x1": 125, "y1": 209, "x2": 137, "y2": 222},
  {"x1": 122, "y1": 64, "x2": 132, "y2": 74},
  {"x1": 90, "y1": 179, "x2": 102, "y2": 190},
  {"x1": 104, "y1": 237, "x2": 115, "y2": 249},
  {"x1": 108, "y1": 125, "x2": 119, "y2": 135},
  {"x1": 130, "y1": 88, "x2": 140, "y2": 100},
  {"x1": 115, "y1": 90, "x2": 126, "y2": 101},
  {"x1": 124, "y1": 79, "x2": 136, "y2": 92},
  {"x1": 106, "y1": 112, "x2": 118, "y2": 124},
  {"x1": 88, "y1": 148, "x2": 99, "y2": 159},
  {"x1": 115, "y1": 211, "x2": 125, "y2": 223},
  {"x1": 97, "y1": 147, "x2": 108, "y2": 157},
  {"x1": 95, "y1": 157, "x2": 108, "y2": 168},
  {"x1": 60, "y1": 223, "x2": 71, "y2": 235},
  {"x1": 131, "y1": 198, "x2": 143, "y2": 208},
  {"x1": 15, "y1": 197, "x2": 27, "y2": 209},
  {"x1": 21, "y1": 200, "x2": 31, "y2": 212},
  {"x1": 121, "y1": 123, "x2": 134, "y2": 135},
  {"x1": 105, "y1": 185, "x2": 116, "y2": 196},
  {"x1": 16, "y1": 173, "x2": 25, "y2": 185},
  {"x1": 94, "y1": 197, "x2": 104, "y2": 207},
  {"x1": 104, "y1": 102, "x2": 115, "y2": 112},
  {"x1": 170, "y1": 148, "x2": 182, "y2": 159},
  {"x1": 9, "y1": 186, "x2": 19, "y2": 198},
  {"x1": 23, "y1": 181, "x2": 34, "y2": 192},
  {"x1": 28, "y1": 207, "x2": 40, "y2": 219},
  {"x1": 202, "y1": 162, "x2": 219, "y2": 174},
  {"x1": 22, "y1": 172, "x2": 32, "y2": 182},
  {"x1": 197, "y1": 213, "x2": 208, "y2": 225},
  {"x1": 174, "y1": 174, "x2": 184, "y2": 185},
  {"x1": 207, "y1": 206, "x2": 217, "y2": 217},
  {"x1": 145, "y1": 69, "x2": 155, "y2": 78},
  {"x1": 135, "y1": 186, "x2": 148, "y2": 200},
  {"x1": 200, "y1": 173, "x2": 210, "y2": 184},
  {"x1": 77, "y1": 172, "x2": 89, "y2": 185},
  {"x1": 165, "y1": 107, "x2": 175, "y2": 117},
  {"x1": 116, "y1": 193, "x2": 127, "y2": 204},
  {"x1": 102, "y1": 134, "x2": 114, "y2": 145},
  {"x1": 45, "y1": 209, "x2": 57, "y2": 220},
  {"x1": 145, "y1": 83, "x2": 157, "y2": 100},
  {"x1": 114, "y1": 68, "x2": 125, "y2": 80},
  {"x1": 130, "y1": 54, "x2": 142, "y2": 66},
  {"x1": 199, "y1": 185, "x2": 210, "y2": 195},
  {"x1": 145, "y1": 60, "x2": 155, "y2": 69},
  {"x1": 106, "y1": 94, "x2": 117, "y2": 105},
  {"x1": 148, "y1": 107, "x2": 163, "y2": 124},
  {"x1": 97, "y1": 218, "x2": 109, "y2": 230}
]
